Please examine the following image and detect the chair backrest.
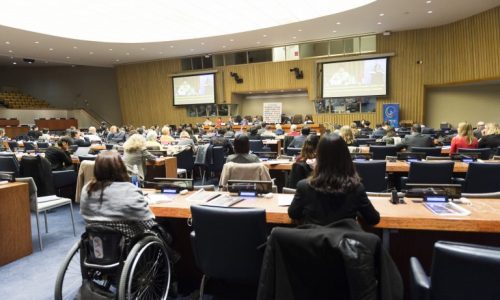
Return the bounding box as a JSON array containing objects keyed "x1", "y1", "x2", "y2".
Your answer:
[
  {"x1": 369, "y1": 145, "x2": 398, "y2": 160},
  {"x1": 23, "y1": 142, "x2": 36, "y2": 151},
  {"x1": 354, "y1": 160, "x2": 387, "y2": 192},
  {"x1": 497, "y1": 146, "x2": 500, "y2": 156},
  {"x1": 78, "y1": 155, "x2": 96, "y2": 162},
  {"x1": 411, "y1": 147, "x2": 442, "y2": 158},
  {"x1": 7, "y1": 141, "x2": 18, "y2": 151},
  {"x1": 37, "y1": 142, "x2": 49, "y2": 149},
  {"x1": 19, "y1": 155, "x2": 55, "y2": 196},
  {"x1": 175, "y1": 148, "x2": 194, "y2": 171},
  {"x1": 190, "y1": 205, "x2": 267, "y2": 284},
  {"x1": 426, "y1": 156, "x2": 451, "y2": 161},
  {"x1": 463, "y1": 163, "x2": 500, "y2": 193},
  {"x1": 458, "y1": 148, "x2": 492, "y2": 160},
  {"x1": 0, "y1": 155, "x2": 20, "y2": 177},
  {"x1": 354, "y1": 138, "x2": 377, "y2": 147},
  {"x1": 249, "y1": 140, "x2": 264, "y2": 153},
  {"x1": 219, "y1": 162, "x2": 272, "y2": 189},
  {"x1": 429, "y1": 241, "x2": 500, "y2": 300},
  {"x1": 407, "y1": 161, "x2": 455, "y2": 184},
  {"x1": 286, "y1": 147, "x2": 301, "y2": 156},
  {"x1": 207, "y1": 146, "x2": 225, "y2": 173},
  {"x1": 283, "y1": 135, "x2": 295, "y2": 152},
  {"x1": 282, "y1": 187, "x2": 296, "y2": 194},
  {"x1": 193, "y1": 185, "x2": 216, "y2": 191},
  {"x1": 83, "y1": 224, "x2": 125, "y2": 267}
]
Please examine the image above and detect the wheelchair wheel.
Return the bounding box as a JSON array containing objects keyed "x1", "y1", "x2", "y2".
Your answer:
[
  {"x1": 55, "y1": 240, "x2": 82, "y2": 300},
  {"x1": 118, "y1": 235, "x2": 171, "y2": 300}
]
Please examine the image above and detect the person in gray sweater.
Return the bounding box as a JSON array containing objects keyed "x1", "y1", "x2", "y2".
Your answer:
[
  {"x1": 226, "y1": 134, "x2": 261, "y2": 164},
  {"x1": 123, "y1": 133, "x2": 157, "y2": 180},
  {"x1": 80, "y1": 151, "x2": 154, "y2": 222}
]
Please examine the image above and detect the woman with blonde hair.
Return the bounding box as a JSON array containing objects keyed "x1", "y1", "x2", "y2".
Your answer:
[
  {"x1": 145, "y1": 130, "x2": 161, "y2": 150},
  {"x1": 350, "y1": 122, "x2": 360, "y2": 137},
  {"x1": 159, "y1": 126, "x2": 175, "y2": 145},
  {"x1": 478, "y1": 122, "x2": 500, "y2": 150},
  {"x1": 450, "y1": 122, "x2": 478, "y2": 155},
  {"x1": 177, "y1": 130, "x2": 196, "y2": 149},
  {"x1": 339, "y1": 125, "x2": 355, "y2": 146},
  {"x1": 123, "y1": 134, "x2": 157, "y2": 180}
]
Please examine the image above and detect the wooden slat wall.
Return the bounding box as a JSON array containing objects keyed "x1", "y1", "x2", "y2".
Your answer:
[{"x1": 116, "y1": 7, "x2": 500, "y2": 127}]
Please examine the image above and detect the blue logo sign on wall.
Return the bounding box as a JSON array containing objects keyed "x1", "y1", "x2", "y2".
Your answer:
[{"x1": 383, "y1": 104, "x2": 399, "y2": 127}]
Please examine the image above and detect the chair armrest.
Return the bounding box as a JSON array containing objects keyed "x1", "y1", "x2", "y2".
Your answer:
[{"x1": 409, "y1": 257, "x2": 430, "y2": 300}]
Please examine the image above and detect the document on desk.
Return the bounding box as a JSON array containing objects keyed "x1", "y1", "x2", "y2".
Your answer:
[
  {"x1": 424, "y1": 202, "x2": 471, "y2": 216},
  {"x1": 146, "y1": 193, "x2": 177, "y2": 204},
  {"x1": 277, "y1": 194, "x2": 294, "y2": 206},
  {"x1": 267, "y1": 159, "x2": 292, "y2": 165}
]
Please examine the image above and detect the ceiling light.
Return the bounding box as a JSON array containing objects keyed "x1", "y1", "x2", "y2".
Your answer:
[
  {"x1": 0, "y1": 1, "x2": 374, "y2": 42},
  {"x1": 108, "y1": 48, "x2": 113, "y2": 51},
  {"x1": 169, "y1": 45, "x2": 174, "y2": 48},
  {"x1": 66, "y1": 56, "x2": 70, "y2": 59},
  {"x1": 336, "y1": 22, "x2": 341, "y2": 25},
  {"x1": 292, "y1": 36, "x2": 297, "y2": 39},
  {"x1": 5, "y1": 41, "x2": 10, "y2": 44},
  {"x1": 427, "y1": 10, "x2": 433, "y2": 13},
  {"x1": 115, "y1": 59, "x2": 120, "y2": 62},
  {"x1": 159, "y1": 51, "x2": 163, "y2": 54},
  {"x1": 190, "y1": 48, "x2": 194, "y2": 51},
  {"x1": 332, "y1": 30, "x2": 337, "y2": 33},
  {"x1": 256, "y1": 41, "x2": 261, "y2": 44},
  {"x1": 125, "y1": 52, "x2": 130, "y2": 55},
  {"x1": 34, "y1": 41, "x2": 39, "y2": 44},
  {"x1": 222, "y1": 45, "x2": 226, "y2": 48},
  {"x1": 73, "y1": 46, "x2": 77, "y2": 49},
  {"x1": 262, "y1": 34, "x2": 267, "y2": 38},
  {"x1": 298, "y1": 29, "x2": 302, "y2": 32},
  {"x1": 140, "y1": 48, "x2": 145, "y2": 51},
  {"x1": 200, "y1": 42, "x2": 205, "y2": 45},
  {"x1": 426, "y1": 0, "x2": 432, "y2": 3},
  {"x1": 379, "y1": 13, "x2": 384, "y2": 16},
  {"x1": 49, "y1": 48, "x2": 53, "y2": 51},
  {"x1": 229, "y1": 39, "x2": 234, "y2": 42},
  {"x1": 89, "y1": 51, "x2": 94, "y2": 55},
  {"x1": 377, "y1": 22, "x2": 382, "y2": 25},
  {"x1": 8, "y1": 50, "x2": 13, "y2": 53},
  {"x1": 12, "y1": 62, "x2": 16, "y2": 65}
]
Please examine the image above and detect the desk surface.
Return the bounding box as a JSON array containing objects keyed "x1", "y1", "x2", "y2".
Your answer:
[{"x1": 149, "y1": 191, "x2": 500, "y2": 233}]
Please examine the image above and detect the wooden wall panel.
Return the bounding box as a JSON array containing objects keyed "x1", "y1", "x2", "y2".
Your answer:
[{"x1": 116, "y1": 7, "x2": 500, "y2": 127}]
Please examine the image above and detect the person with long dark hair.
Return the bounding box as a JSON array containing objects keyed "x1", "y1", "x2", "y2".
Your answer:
[
  {"x1": 287, "y1": 134, "x2": 319, "y2": 189},
  {"x1": 80, "y1": 151, "x2": 154, "y2": 223},
  {"x1": 288, "y1": 134, "x2": 380, "y2": 225}
]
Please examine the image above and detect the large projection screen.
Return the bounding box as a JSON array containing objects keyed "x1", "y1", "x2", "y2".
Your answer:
[
  {"x1": 322, "y1": 57, "x2": 388, "y2": 98},
  {"x1": 172, "y1": 73, "x2": 216, "y2": 106}
]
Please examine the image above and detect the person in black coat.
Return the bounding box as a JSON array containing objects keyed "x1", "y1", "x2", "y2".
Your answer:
[
  {"x1": 395, "y1": 123, "x2": 434, "y2": 151},
  {"x1": 287, "y1": 134, "x2": 319, "y2": 189},
  {"x1": 288, "y1": 126, "x2": 310, "y2": 148},
  {"x1": 45, "y1": 136, "x2": 74, "y2": 170},
  {"x1": 288, "y1": 134, "x2": 380, "y2": 226},
  {"x1": 478, "y1": 122, "x2": 500, "y2": 151}
]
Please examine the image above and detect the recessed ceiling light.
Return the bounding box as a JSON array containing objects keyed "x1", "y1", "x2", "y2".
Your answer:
[
  {"x1": 12, "y1": 62, "x2": 16, "y2": 65},
  {"x1": 379, "y1": 13, "x2": 384, "y2": 16},
  {"x1": 5, "y1": 41, "x2": 10, "y2": 44},
  {"x1": 426, "y1": 0, "x2": 432, "y2": 3},
  {"x1": 169, "y1": 45, "x2": 174, "y2": 48},
  {"x1": 115, "y1": 59, "x2": 120, "y2": 62},
  {"x1": 200, "y1": 42, "x2": 205, "y2": 45},
  {"x1": 262, "y1": 34, "x2": 267, "y2": 38},
  {"x1": 190, "y1": 48, "x2": 194, "y2": 51},
  {"x1": 256, "y1": 41, "x2": 261, "y2": 44},
  {"x1": 377, "y1": 22, "x2": 382, "y2": 25},
  {"x1": 140, "y1": 48, "x2": 145, "y2": 51},
  {"x1": 229, "y1": 39, "x2": 234, "y2": 42},
  {"x1": 332, "y1": 30, "x2": 337, "y2": 33},
  {"x1": 108, "y1": 48, "x2": 113, "y2": 51},
  {"x1": 222, "y1": 45, "x2": 226, "y2": 48},
  {"x1": 336, "y1": 22, "x2": 341, "y2": 25},
  {"x1": 125, "y1": 52, "x2": 130, "y2": 55},
  {"x1": 49, "y1": 48, "x2": 53, "y2": 51},
  {"x1": 66, "y1": 56, "x2": 70, "y2": 59},
  {"x1": 298, "y1": 29, "x2": 302, "y2": 32},
  {"x1": 292, "y1": 36, "x2": 297, "y2": 39},
  {"x1": 159, "y1": 51, "x2": 163, "y2": 54},
  {"x1": 89, "y1": 51, "x2": 94, "y2": 55},
  {"x1": 34, "y1": 41, "x2": 39, "y2": 44},
  {"x1": 8, "y1": 50, "x2": 13, "y2": 53},
  {"x1": 427, "y1": 10, "x2": 433, "y2": 14},
  {"x1": 73, "y1": 46, "x2": 78, "y2": 49}
]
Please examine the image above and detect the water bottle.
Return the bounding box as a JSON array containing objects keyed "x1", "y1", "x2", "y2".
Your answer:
[{"x1": 131, "y1": 164, "x2": 139, "y2": 187}]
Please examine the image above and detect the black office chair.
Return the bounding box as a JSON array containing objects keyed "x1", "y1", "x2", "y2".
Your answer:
[
  {"x1": 207, "y1": 146, "x2": 225, "y2": 177},
  {"x1": 354, "y1": 138, "x2": 377, "y2": 146},
  {"x1": 23, "y1": 141, "x2": 36, "y2": 151},
  {"x1": 411, "y1": 146, "x2": 442, "y2": 158},
  {"x1": 175, "y1": 148, "x2": 195, "y2": 178},
  {"x1": 458, "y1": 162, "x2": 500, "y2": 193},
  {"x1": 410, "y1": 241, "x2": 500, "y2": 300},
  {"x1": 7, "y1": 140, "x2": 19, "y2": 151},
  {"x1": 458, "y1": 148, "x2": 492, "y2": 160},
  {"x1": 37, "y1": 142, "x2": 50, "y2": 149},
  {"x1": 369, "y1": 145, "x2": 398, "y2": 160},
  {"x1": 286, "y1": 147, "x2": 301, "y2": 156},
  {"x1": 283, "y1": 135, "x2": 295, "y2": 153},
  {"x1": 401, "y1": 161, "x2": 454, "y2": 189},
  {"x1": 190, "y1": 205, "x2": 267, "y2": 298},
  {"x1": 0, "y1": 155, "x2": 20, "y2": 177},
  {"x1": 78, "y1": 155, "x2": 97, "y2": 162},
  {"x1": 354, "y1": 160, "x2": 387, "y2": 192},
  {"x1": 249, "y1": 140, "x2": 264, "y2": 153}
]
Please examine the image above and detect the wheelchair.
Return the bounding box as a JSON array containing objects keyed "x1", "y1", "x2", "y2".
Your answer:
[{"x1": 55, "y1": 221, "x2": 171, "y2": 300}]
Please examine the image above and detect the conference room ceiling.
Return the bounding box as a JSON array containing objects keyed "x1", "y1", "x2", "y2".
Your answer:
[{"x1": 0, "y1": 0, "x2": 498, "y2": 68}]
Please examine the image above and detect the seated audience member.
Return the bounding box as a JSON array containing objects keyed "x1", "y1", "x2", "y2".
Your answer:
[
  {"x1": 287, "y1": 124, "x2": 300, "y2": 137},
  {"x1": 39, "y1": 128, "x2": 51, "y2": 142},
  {"x1": 371, "y1": 124, "x2": 387, "y2": 138},
  {"x1": 45, "y1": 136, "x2": 74, "y2": 170},
  {"x1": 215, "y1": 117, "x2": 223, "y2": 127},
  {"x1": 247, "y1": 126, "x2": 261, "y2": 140},
  {"x1": 123, "y1": 134, "x2": 157, "y2": 181},
  {"x1": 210, "y1": 128, "x2": 234, "y2": 155},
  {"x1": 450, "y1": 122, "x2": 478, "y2": 155},
  {"x1": 79, "y1": 151, "x2": 155, "y2": 228},
  {"x1": 473, "y1": 121, "x2": 485, "y2": 139},
  {"x1": 381, "y1": 126, "x2": 397, "y2": 145},
  {"x1": 350, "y1": 122, "x2": 360, "y2": 137},
  {"x1": 224, "y1": 126, "x2": 235, "y2": 138},
  {"x1": 226, "y1": 135, "x2": 260, "y2": 164},
  {"x1": 288, "y1": 134, "x2": 380, "y2": 226},
  {"x1": 203, "y1": 118, "x2": 213, "y2": 126},
  {"x1": 339, "y1": 125, "x2": 355, "y2": 146},
  {"x1": 395, "y1": 123, "x2": 433, "y2": 151},
  {"x1": 159, "y1": 126, "x2": 175, "y2": 145},
  {"x1": 288, "y1": 135, "x2": 319, "y2": 189},
  {"x1": 360, "y1": 120, "x2": 373, "y2": 135},
  {"x1": 70, "y1": 130, "x2": 91, "y2": 147},
  {"x1": 145, "y1": 130, "x2": 161, "y2": 150},
  {"x1": 107, "y1": 125, "x2": 126, "y2": 144},
  {"x1": 478, "y1": 122, "x2": 500, "y2": 150},
  {"x1": 27, "y1": 125, "x2": 42, "y2": 140},
  {"x1": 257, "y1": 124, "x2": 266, "y2": 135},
  {"x1": 304, "y1": 115, "x2": 314, "y2": 124},
  {"x1": 288, "y1": 126, "x2": 310, "y2": 149},
  {"x1": 0, "y1": 128, "x2": 8, "y2": 141},
  {"x1": 84, "y1": 126, "x2": 101, "y2": 143},
  {"x1": 260, "y1": 125, "x2": 277, "y2": 138},
  {"x1": 177, "y1": 130, "x2": 196, "y2": 149},
  {"x1": 274, "y1": 124, "x2": 284, "y2": 135}
]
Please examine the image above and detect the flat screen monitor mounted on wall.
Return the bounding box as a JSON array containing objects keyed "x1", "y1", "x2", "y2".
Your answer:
[
  {"x1": 322, "y1": 57, "x2": 388, "y2": 98},
  {"x1": 172, "y1": 72, "x2": 216, "y2": 106}
]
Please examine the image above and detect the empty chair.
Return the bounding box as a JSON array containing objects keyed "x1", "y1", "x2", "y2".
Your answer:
[
  {"x1": 426, "y1": 156, "x2": 451, "y2": 161},
  {"x1": 286, "y1": 147, "x2": 301, "y2": 156},
  {"x1": 410, "y1": 241, "x2": 500, "y2": 300},
  {"x1": 411, "y1": 146, "x2": 442, "y2": 158},
  {"x1": 0, "y1": 154, "x2": 20, "y2": 177},
  {"x1": 249, "y1": 140, "x2": 264, "y2": 153},
  {"x1": 401, "y1": 161, "x2": 454, "y2": 189},
  {"x1": 354, "y1": 138, "x2": 377, "y2": 146},
  {"x1": 206, "y1": 146, "x2": 225, "y2": 177},
  {"x1": 369, "y1": 145, "x2": 398, "y2": 160},
  {"x1": 459, "y1": 162, "x2": 500, "y2": 193},
  {"x1": 354, "y1": 160, "x2": 387, "y2": 192},
  {"x1": 175, "y1": 148, "x2": 194, "y2": 178},
  {"x1": 458, "y1": 148, "x2": 492, "y2": 160},
  {"x1": 190, "y1": 205, "x2": 267, "y2": 298}
]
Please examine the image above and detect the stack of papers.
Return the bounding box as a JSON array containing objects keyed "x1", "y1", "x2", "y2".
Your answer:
[{"x1": 424, "y1": 202, "x2": 471, "y2": 216}]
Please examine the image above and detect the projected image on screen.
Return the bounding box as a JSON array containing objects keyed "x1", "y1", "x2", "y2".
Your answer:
[
  {"x1": 173, "y1": 73, "x2": 215, "y2": 105},
  {"x1": 322, "y1": 58, "x2": 387, "y2": 98}
]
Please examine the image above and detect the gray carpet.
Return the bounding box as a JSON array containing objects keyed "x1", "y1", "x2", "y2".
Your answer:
[{"x1": 0, "y1": 204, "x2": 85, "y2": 300}]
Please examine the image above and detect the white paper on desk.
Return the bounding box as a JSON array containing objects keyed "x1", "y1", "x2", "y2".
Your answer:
[
  {"x1": 146, "y1": 193, "x2": 176, "y2": 204},
  {"x1": 37, "y1": 195, "x2": 61, "y2": 202},
  {"x1": 267, "y1": 159, "x2": 292, "y2": 165},
  {"x1": 277, "y1": 194, "x2": 294, "y2": 206}
]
